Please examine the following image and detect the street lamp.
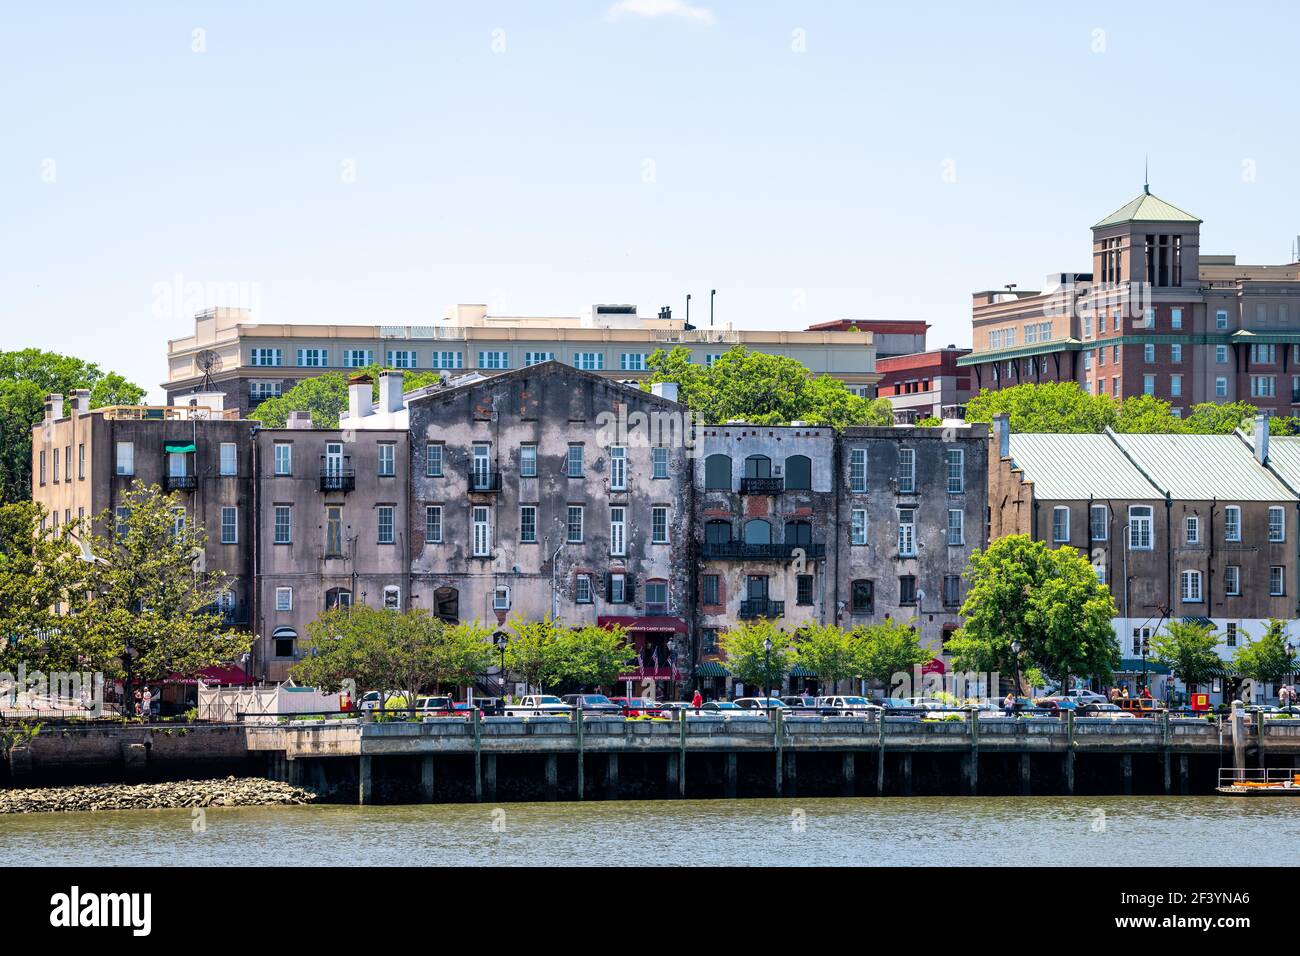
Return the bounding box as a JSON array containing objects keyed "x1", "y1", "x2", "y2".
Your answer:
[
  {"x1": 1010, "y1": 639, "x2": 1022, "y2": 710},
  {"x1": 493, "y1": 632, "x2": 509, "y2": 707},
  {"x1": 763, "y1": 637, "x2": 773, "y2": 712}
]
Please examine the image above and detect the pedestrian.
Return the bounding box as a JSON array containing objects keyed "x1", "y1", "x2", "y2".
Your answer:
[
  {"x1": 691, "y1": 688, "x2": 703, "y2": 709},
  {"x1": 1002, "y1": 691, "x2": 1015, "y2": 717}
]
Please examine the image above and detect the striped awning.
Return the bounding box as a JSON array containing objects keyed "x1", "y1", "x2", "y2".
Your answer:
[
  {"x1": 695, "y1": 661, "x2": 729, "y2": 677},
  {"x1": 789, "y1": 664, "x2": 816, "y2": 677}
]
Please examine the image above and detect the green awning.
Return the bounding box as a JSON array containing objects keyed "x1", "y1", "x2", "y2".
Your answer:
[
  {"x1": 1181, "y1": 616, "x2": 1214, "y2": 627},
  {"x1": 1118, "y1": 658, "x2": 1171, "y2": 675},
  {"x1": 789, "y1": 664, "x2": 816, "y2": 677},
  {"x1": 165, "y1": 443, "x2": 197, "y2": 454},
  {"x1": 956, "y1": 338, "x2": 1082, "y2": 367},
  {"x1": 695, "y1": 661, "x2": 729, "y2": 677}
]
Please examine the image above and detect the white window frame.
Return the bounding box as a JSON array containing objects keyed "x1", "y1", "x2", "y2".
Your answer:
[
  {"x1": 1090, "y1": 504, "x2": 1108, "y2": 541},
  {"x1": 947, "y1": 509, "x2": 964, "y2": 546},
  {"x1": 219, "y1": 442, "x2": 237, "y2": 476},
  {"x1": 425, "y1": 505, "x2": 443, "y2": 543},
  {"x1": 896, "y1": 448, "x2": 915, "y2": 494},
  {"x1": 945, "y1": 448, "x2": 964, "y2": 494},
  {"x1": 651, "y1": 506, "x2": 669, "y2": 544},
  {"x1": 1052, "y1": 506, "x2": 1070, "y2": 544},
  {"x1": 115, "y1": 441, "x2": 134, "y2": 476},
  {"x1": 609, "y1": 446, "x2": 627, "y2": 491},
  {"x1": 851, "y1": 509, "x2": 867, "y2": 545},
  {"x1": 1269, "y1": 506, "x2": 1285, "y2": 543},
  {"x1": 274, "y1": 443, "x2": 292, "y2": 476},
  {"x1": 472, "y1": 506, "x2": 491, "y2": 557},
  {"x1": 1270, "y1": 566, "x2": 1285, "y2": 596},
  {"x1": 1185, "y1": 515, "x2": 1200, "y2": 545},
  {"x1": 1224, "y1": 565, "x2": 1240, "y2": 597},
  {"x1": 520, "y1": 445, "x2": 537, "y2": 478},
  {"x1": 849, "y1": 448, "x2": 867, "y2": 493},
  {"x1": 1128, "y1": 506, "x2": 1153, "y2": 550},
  {"x1": 377, "y1": 505, "x2": 395, "y2": 544},
  {"x1": 275, "y1": 587, "x2": 293, "y2": 612},
  {"x1": 1180, "y1": 570, "x2": 1203, "y2": 603},
  {"x1": 221, "y1": 506, "x2": 237, "y2": 545},
  {"x1": 520, "y1": 505, "x2": 537, "y2": 543},
  {"x1": 1224, "y1": 506, "x2": 1241, "y2": 543},
  {"x1": 567, "y1": 505, "x2": 584, "y2": 544},
  {"x1": 610, "y1": 506, "x2": 626, "y2": 557},
  {"x1": 897, "y1": 508, "x2": 916, "y2": 557}
]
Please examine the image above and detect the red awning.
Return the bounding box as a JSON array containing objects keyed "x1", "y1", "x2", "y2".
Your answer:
[
  {"x1": 164, "y1": 664, "x2": 254, "y2": 686},
  {"x1": 921, "y1": 657, "x2": 946, "y2": 675},
  {"x1": 597, "y1": 615, "x2": 688, "y2": 634}
]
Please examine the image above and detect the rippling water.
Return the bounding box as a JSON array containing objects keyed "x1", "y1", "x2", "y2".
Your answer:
[{"x1": 3, "y1": 796, "x2": 1297, "y2": 866}]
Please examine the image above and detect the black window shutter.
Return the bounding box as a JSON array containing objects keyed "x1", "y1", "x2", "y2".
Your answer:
[
  {"x1": 604, "y1": 571, "x2": 612, "y2": 602},
  {"x1": 625, "y1": 573, "x2": 636, "y2": 604}
]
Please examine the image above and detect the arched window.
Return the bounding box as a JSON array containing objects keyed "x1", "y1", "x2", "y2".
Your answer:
[
  {"x1": 705, "y1": 519, "x2": 732, "y2": 544},
  {"x1": 272, "y1": 627, "x2": 297, "y2": 659},
  {"x1": 785, "y1": 455, "x2": 812, "y2": 490},
  {"x1": 744, "y1": 454, "x2": 771, "y2": 479},
  {"x1": 785, "y1": 520, "x2": 812, "y2": 546},
  {"x1": 744, "y1": 519, "x2": 772, "y2": 545},
  {"x1": 324, "y1": 587, "x2": 352, "y2": 611},
  {"x1": 434, "y1": 586, "x2": 459, "y2": 623},
  {"x1": 704, "y1": 454, "x2": 732, "y2": 490}
]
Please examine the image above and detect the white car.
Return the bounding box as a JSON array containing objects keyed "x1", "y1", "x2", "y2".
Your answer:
[
  {"x1": 502, "y1": 695, "x2": 572, "y2": 717},
  {"x1": 734, "y1": 697, "x2": 788, "y2": 711},
  {"x1": 1059, "y1": 688, "x2": 1108, "y2": 704},
  {"x1": 818, "y1": 695, "x2": 881, "y2": 716}
]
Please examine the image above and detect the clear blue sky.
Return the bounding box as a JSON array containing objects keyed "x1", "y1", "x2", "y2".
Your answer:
[{"x1": 3, "y1": 0, "x2": 1298, "y2": 400}]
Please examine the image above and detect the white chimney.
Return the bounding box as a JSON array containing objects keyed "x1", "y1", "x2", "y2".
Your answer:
[
  {"x1": 72, "y1": 389, "x2": 91, "y2": 415},
  {"x1": 44, "y1": 393, "x2": 64, "y2": 423},
  {"x1": 348, "y1": 375, "x2": 374, "y2": 420},
  {"x1": 651, "y1": 381, "x2": 679, "y2": 403},
  {"x1": 379, "y1": 370, "x2": 404, "y2": 414},
  {"x1": 992, "y1": 413, "x2": 1011, "y2": 459},
  {"x1": 1254, "y1": 414, "x2": 1269, "y2": 464},
  {"x1": 287, "y1": 410, "x2": 313, "y2": 430}
]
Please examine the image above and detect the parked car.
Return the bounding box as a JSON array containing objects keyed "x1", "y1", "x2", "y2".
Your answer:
[
  {"x1": 560, "y1": 693, "x2": 622, "y2": 715},
  {"x1": 875, "y1": 698, "x2": 927, "y2": 716},
  {"x1": 818, "y1": 695, "x2": 881, "y2": 717},
  {"x1": 781, "y1": 695, "x2": 821, "y2": 712},
  {"x1": 414, "y1": 695, "x2": 462, "y2": 716},
  {"x1": 1059, "y1": 688, "x2": 1108, "y2": 704},
  {"x1": 502, "y1": 695, "x2": 572, "y2": 717},
  {"x1": 734, "y1": 697, "x2": 787, "y2": 711},
  {"x1": 702, "y1": 700, "x2": 760, "y2": 717},
  {"x1": 608, "y1": 696, "x2": 669, "y2": 718},
  {"x1": 1114, "y1": 697, "x2": 1167, "y2": 718},
  {"x1": 1077, "y1": 702, "x2": 1136, "y2": 719}
]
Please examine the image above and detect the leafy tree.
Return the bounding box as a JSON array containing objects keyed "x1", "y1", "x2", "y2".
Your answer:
[
  {"x1": 74, "y1": 482, "x2": 252, "y2": 708},
  {"x1": 294, "y1": 606, "x2": 493, "y2": 714},
  {"x1": 545, "y1": 623, "x2": 637, "y2": 692},
  {"x1": 1182, "y1": 401, "x2": 1258, "y2": 435},
  {"x1": 0, "y1": 349, "x2": 145, "y2": 503},
  {"x1": 915, "y1": 416, "x2": 942, "y2": 427},
  {"x1": 0, "y1": 501, "x2": 88, "y2": 673},
  {"x1": 1233, "y1": 619, "x2": 1296, "y2": 691},
  {"x1": 504, "y1": 617, "x2": 562, "y2": 694},
  {"x1": 642, "y1": 345, "x2": 892, "y2": 429},
  {"x1": 1112, "y1": 394, "x2": 1185, "y2": 433},
  {"x1": 854, "y1": 618, "x2": 931, "y2": 696},
  {"x1": 717, "y1": 619, "x2": 794, "y2": 694},
  {"x1": 948, "y1": 535, "x2": 1119, "y2": 692},
  {"x1": 1150, "y1": 620, "x2": 1222, "y2": 691},
  {"x1": 793, "y1": 623, "x2": 860, "y2": 692},
  {"x1": 251, "y1": 364, "x2": 444, "y2": 428},
  {"x1": 965, "y1": 381, "x2": 1116, "y2": 434}
]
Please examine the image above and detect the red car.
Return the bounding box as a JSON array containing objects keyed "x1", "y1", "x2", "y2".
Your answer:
[{"x1": 608, "y1": 697, "x2": 669, "y2": 718}]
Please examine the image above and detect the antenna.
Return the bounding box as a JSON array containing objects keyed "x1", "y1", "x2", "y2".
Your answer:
[
  {"x1": 1143, "y1": 155, "x2": 1150, "y2": 194},
  {"x1": 710, "y1": 289, "x2": 716, "y2": 328},
  {"x1": 195, "y1": 349, "x2": 223, "y2": 392}
]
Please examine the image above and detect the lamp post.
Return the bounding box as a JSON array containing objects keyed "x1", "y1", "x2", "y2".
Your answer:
[
  {"x1": 1010, "y1": 639, "x2": 1022, "y2": 712},
  {"x1": 763, "y1": 637, "x2": 773, "y2": 714},
  {"x1": 493, "y1": 632, "x2": 509, "y2": 708}
]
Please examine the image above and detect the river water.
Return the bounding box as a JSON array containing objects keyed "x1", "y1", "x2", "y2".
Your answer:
[{"x1": 2, "y1": 796, "x2": 1296, "y2": 866}]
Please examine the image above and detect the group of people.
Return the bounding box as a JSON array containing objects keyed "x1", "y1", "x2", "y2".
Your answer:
[{"x1": 132, "y1": 686, "x2": 155, "y2": 719}]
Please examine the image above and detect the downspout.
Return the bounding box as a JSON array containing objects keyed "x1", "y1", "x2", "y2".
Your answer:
[
  {"x1": 1165, "y1": 495, "x2": 1174, "y2": 624},
  {"x1": 1207, "y1": 498, "x2": 1217, "y2": 620},
  {"x1": 832, "y1": 436, "x2": 842, "y2": 629},
  {"x1": 249, "y1": 425, "x2": 261, "y2": 681}
]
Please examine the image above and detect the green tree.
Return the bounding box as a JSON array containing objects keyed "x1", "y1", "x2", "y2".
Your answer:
[
  {"x1": 1112, "y1": 394, "x2": 1185, "y2": 433},
  {"x1": 251, "y1": 364, "x2": 444, "y2": 428},
  {"x1": 642, "y1": 345, "x2": 891, "y2": 429},
  {"x1": 504, "y1": 616, "x2": 563, "y2": 694},
  {"x1": 1150, "y1": 620, "x2": 1223, "y2": 691},
  {"x1": 1182, "y1": 401, "x2": 1259, "y2": 435},
  {"x1": 948, "y1": 535, "x2": 1119, "y2": 692},
  {"x1": 74, "y1": 482, "x2": 252, "y2": 709},
  {"x1": 717, "y1": 619, "x2": 794, "y2": 694},
  {"x1": 1233, "y1": 619, "x2": 1296, "y2": 692},
  {"x1": 793, "y1": 623, "x2": 860, "y2": 693},
  {"x1": 0, "y1": 349, "x2": 145, "y2": 503},
  {"x1": 0, "y1": 501, "x2": 88, "y2": 672},
  {"x1": 854, "y1": 618, "x2": 931, "y2": 696},
  {"x1": 545, "y1": 623, "x2": 637, "y2": 692},
  {"x1": 964, "y1": 381, "x2": 1116, "y2": 433},
  {"x1": 294, "y1": 606, "x2": 493, "y2": 714}
]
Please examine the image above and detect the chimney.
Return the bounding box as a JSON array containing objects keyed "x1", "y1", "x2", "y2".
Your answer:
[
  {"x1": 287, "y1": 410, "x2": 313, "y2": 430},
  {"x1": 650, "y1": 381, "x2": 679, "y2": 403},
  {"x1": 379, "y1": 370, "x2": 404, "y2": 414},
  {"x1": 44, "y1": 393, "x2": 64, "y2": 423},
  {"x1": 992, "y1": 413, "x2": 1010, "y2": 459},
  {"x1": 72, "y1": 389, "x2": 91, "y2": 415},
  {"x1": 348, "y1": 374, "x2": 374, "y2": 421},
  {"x1": 1254, "y1": 414, "x2": 1269, "y2": 464}
]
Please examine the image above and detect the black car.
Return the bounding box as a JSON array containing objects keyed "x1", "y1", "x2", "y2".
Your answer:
[{"x1": 559, "y1": 693, "x2": 622, "y2": 715}]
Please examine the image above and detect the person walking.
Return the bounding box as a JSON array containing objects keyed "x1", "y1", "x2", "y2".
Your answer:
[
  {"x1": 691, "y1": 689, "x2": 703, "y2": 709},
  {"x1": 1002, "y1": 692, "x2": 1016, "y2": 717}
]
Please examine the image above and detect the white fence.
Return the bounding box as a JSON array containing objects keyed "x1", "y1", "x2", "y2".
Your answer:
[{"x1": 198, "y1": 684, "x2": 342, "y2": 723}]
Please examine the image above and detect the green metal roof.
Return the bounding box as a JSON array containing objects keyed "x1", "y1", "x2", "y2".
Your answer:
[
  {"x1": 1254, "y1": 435, "x2": 1300, "y2": 487},
  {"x1": 955, "y1": 338, "x2": 1082, "y2": 367},
  {"x1": 1230, "y1": 330, "x2": 1300, "y2": 345},
  {"x1": 1093, "y1": 190, "x2": 1201, "y2": 229},
  {"x1": 1007, "y1": 433, "x2": 1162, "y2": 501},
  {"x1": 1108, "y1": 432, "x2": 1295, "y2": 501}
]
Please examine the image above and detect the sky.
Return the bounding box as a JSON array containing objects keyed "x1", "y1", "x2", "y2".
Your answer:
[{"x1": 3, "y1": 0, "x2": 1299, "y2": 401}]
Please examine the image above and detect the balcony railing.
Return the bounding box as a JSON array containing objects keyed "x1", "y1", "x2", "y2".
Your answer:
[
  {"x1": 701, "y1": 541, "x2": 826, "y2": 561},
  {"x1": 468, "y1": 470, "x2": 502, "y2": 493},
  {"x1": 740, "y1": 476, "x2": 784, "y2": 496},
  {"x1": 165, "y1": 474, "x2": 197, "y2": 491},
  {"x1": 739, "y1": 598, "x2": 784, "y2": 619},
  {"x1": 319, "y1": 470, "x2": 356, "y2": 493}
]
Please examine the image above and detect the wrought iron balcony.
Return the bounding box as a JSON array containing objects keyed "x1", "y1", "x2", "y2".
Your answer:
[
  {"x1": 739, "y1": 476, "x2": 784, "y2": 496},
  {"x1": 468, "y1": 470, "x2": 502, "y2": 493},
  {"x1": 319, "y1": 469, "x2": 356, "y2": 493},
  {"x1": 165, "y1": 474, "x2": 197, "y2": 491},
  {"x1": 739, "y1": 598, "x2": 784, "y2": 619},
  {"x1": 701, "y1": 541, "x2": 826, "y2": 561}
]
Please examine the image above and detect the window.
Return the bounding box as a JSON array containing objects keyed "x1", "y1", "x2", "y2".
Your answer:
[
  {"x1": 297, "y1": 348, "x2": 329, "y2": 368},
  {"x1": 1269, "y1": 506, "x2": 1285, "y2": 542},
  {"x1": 849, "y1": 448, "x2": 867, "y2": 493},
  {"x1": 115, "y1": 442, "x2": 134, "y2": 476},
  {"x1": 947, "y1": 509, "x2": 964, "y2": 545},
  {"x1": 471, "y1": 444, "x2": 492, "y2": 490},
  {"x1": 1180, "y1": 570, "x2": 1203, "y2": 603},
  {"x1": 275, "y1": 587, "x2": 293, "y2": 612},
  {"x1": 325, "y1": 588, "x2": 353, "y2": 610},
  {"x1": 1251, "y1": 343, "x2": 1277, "y2": 364},
  {"x1": 1129, "y1": 506, "x2": 1153, "y2": 550},
  {"x1": 218, "y1": 442, "x2": 237, "y2": 476},
  {"x1": 1171, "y1": 308, "x2": 1182, "y2": 329},
  {"x1": 704, "y1": 454, "x2": 731, "y2": 490},
  {"x1": 425, "y1": 505, "x2": 442, "y2": 543},
  {"x1": 273, "y1": 628, "x2": 297, "y2": 659},
  {"x1": 608, "y1": 573, "x2": 628, "y2": 604},
  {"x1": 78, "y1": 443, "x2": 85, "y2": 480},
  {"x1": 1226, "y1": 622, "x2": 1238, "y2": 647},
  {"x1": 221, "y1": 506, "x2": 237, "y2": 544},
  {"x1": 426, "y1": 443, "x2": 443, "y2": 477},
  {"x1": 494, "y1": 587, "x2": 511, "y2": 612},
  {"x1": 1090, "y1": 505, "x2": 1108, "y2": 541},
  {"x1": 169, "y1": 508, "x2": 186, "y2": 540},
  {"x1": 52, "y1": 448, "x2": 58, "y2": 483},
  {"x1": 943, "y1": 574, "x2": 961, "y2": 607},
  {"x1": 325, "y1": 505, "x2": 344, "y2": 556},
  {"x1": 567, "y1": 505, "x2": 584, "y2": 543},
  {"x1": 652, "y1": 446, "x2": 669, "y2": 479},
  {"x1": 1270, "y1": 566, "x2": 1285, "y2": 596},
  {"x1": 896, "y1": 449, "x2": 915, "y2": 494},
  {"x1": 899, "y1": 575, "x2": 917, "y2": 606},
  {"x1": 1252, "y1": 376, "x2": 1276, "y2": 398},
  {"x1": 651, "y1": 506, "x2": 669, "y2": 544},
  {"x1": 1216, "y1": 309, "x2": 1229, "y2": 330},
  {"x1": 1143, "y1": 308, "x2": 1155, "y2": 329},
  {"x1": 250, "y1": 348, "x2": 283, "y2": 367},
  {"x1": 576, "y1": 574, "x2": 593, "y2": 604},
  {"x1": 897, "y1": 508, "x2": 916, "y2": 556},
  {"x1": 343, "y1": 349, "x2": 374, "y2": 367},
  {"x1": 274, "y1": 443, "x2": 292, "y2": 476},
  {"x1": 1170, "y1": 343, "x2": 1182, "y2": 365},
  {"x1": 115, "y1": 506, "x2": 130, "y2": 538},
  {"x1": 610, "y1": 506, "x2": 626, "y2": 556},
  {"x1": 523, "y1": 351, "x2": 555, "y2": 367},
  {"x1": 609, "y1": 446, "x2": 627, "y2": 490},
  {"x1": 1052, "y1": 506, "x2": 1070, "y2": 543},
  {"x1": 478, "y1": 351, "x2": 510, "y2": 370},
  {"x1": 645, "y1": 581, "x2": 668, "y2": 612},
  {"x1": 619, "y1": 352, "x2": 647, "y2": 371},
  {"x1": 38, "y1": 450, "x2": 46, "y2": 485},
  {"x1": 520, "y1": 445, "x2": 537, "y2": 478},
  {"x1": 250, "y1": 382, "x2": 281, "y2": 401},
  {"x1": 1216, "y1": 345, "x2": 1228, "y2": 364},
  {"x1": 378, "y1": 443, "x2": 395, "y2": 477},
  {"x1": 702, "y1": 574, "x2": 720, "y2": 606},
  {"x1": 851, "y1": 580, "x2": 874, "y2": 613},
  {"x1": 1215, "y1": 377, "x2": 1228, "y2": 398},
  {"x1": 432, "y1": 351, "x2": 464, "y2": 370},
  {"x1": 386, "y1": 349, "x2": 417, "y2": 369},
  {"x1": 1144, "y1": 343, "x2": 1156, "y2": 362},
  {"x1": 945, "y1": 449, "x2": 964, "y2": 493},
  {"x1": 376, "y1": 505, "x2": 394, "y2": 544},
  {"x1": 573, "y1": 352, "x2": 604, "y2": 371},
  {"x1": 785, "y1": 455, "x2": 812, "y2": 491},
  {"x1": 520, "y1": 506, "x2": 537, "y2": 543},
  {"x1": 1132, "y1": 627, "x2": 1151, "y2": 657},
  {"x1": 1143, "y1": 374, "x2": 1156, "y2": 396},
  {"x1": 384, "y1": 586, "x2": 401, "y2": 611},
  {"x1": 1171, "y1": 374, "x2": 1182, "y2": 398},
  {"x1": 274, "y1": 505, "x2": 292, "y2": 544},
  {"x1": 472, "y1": 506, "x2": 491, "y2": 556},
  {"x1": 1224, "y1": 506, "x2": 1241, "y2": 542},
  {"x1": 796, "y1": 575, "x2": 814, "y2": 606},
  {"x1": 567, "y1": 445, "x2": 584, "y2": 478},
  {"x1": 1224, "y1": 565, "x2": 1240, "y2": 596},
  {"x1": 851, "y1": 509, "x2": 867, "y2": 545}
]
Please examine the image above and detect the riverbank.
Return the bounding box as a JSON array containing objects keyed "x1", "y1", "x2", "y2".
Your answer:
[{"x1": 0, "y1": 775, "x2": 316, "y2": 814}]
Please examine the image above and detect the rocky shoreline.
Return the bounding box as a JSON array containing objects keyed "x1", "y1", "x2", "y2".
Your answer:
[{"x1": 0, "y1": 776, "x2": 317, "y2": 814}]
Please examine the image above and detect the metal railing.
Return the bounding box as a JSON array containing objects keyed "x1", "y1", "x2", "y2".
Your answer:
[
  {"x1": 739, "y1": 598, "x2": 785, "y2": 619},
  {"x1": 165, "y1": 474, "x2": 197, "y2": 491},
  {"x1": 740, "y1": 477, "x2": 784, "y2": 495},
  {"x1": 468, "y1": 470, "x2": 502, "y2": 493},
  {"x1": 702, "y1": 541, "x2": 826, "y2": 561},
  {"x1": 319, "y1": 469, "x2": 356, "y2": 492}
]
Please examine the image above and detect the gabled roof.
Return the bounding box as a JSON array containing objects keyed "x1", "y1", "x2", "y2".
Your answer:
[
  {"x1": 1093, "y1": 189, "x2": 1201, "y2": 229},
  {"x1": 1108, "y1": 432, "x2": 1293, "y2": 501},
  {"x1": 403, "y1": 359, "x2": 685, "y2": 410},
  {"x1": 1007, "y1": 433, "x2": 1160, "y2": 500},
  {"x1": 1246, "y1": 435, "x2": 1300, "y2": 492}
]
